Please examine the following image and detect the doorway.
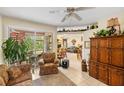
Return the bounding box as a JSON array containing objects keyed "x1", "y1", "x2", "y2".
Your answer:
[{"x1": 57, "y1": 33, "x2": 82, "y2": 60}]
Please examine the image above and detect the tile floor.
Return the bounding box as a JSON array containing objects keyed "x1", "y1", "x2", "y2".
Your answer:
[
  {"x1": 59, "y1": 53, "x2": 107, "y2": 86},
  {"x1": 32, "y1": 53, "x2": 107, "y2": 86}
]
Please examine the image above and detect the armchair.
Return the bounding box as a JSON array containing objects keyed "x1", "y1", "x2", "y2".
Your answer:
[{"x1": 39, "y1": 52, "x2": 59, "y2": 76}]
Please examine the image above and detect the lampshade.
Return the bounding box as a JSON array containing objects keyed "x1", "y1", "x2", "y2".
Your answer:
[
  {"x1": 107, "y1": 17, "x2": 120, "y2": 27},
  {"x1": 114, "y1": 18, "x2": 120, "y2": 26}
]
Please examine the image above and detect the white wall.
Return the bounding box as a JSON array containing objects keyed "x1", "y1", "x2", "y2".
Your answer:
[
  {"x1": 82, "y1": 29, "x2": 97, "y2": 61},
  {"x1": 0, "y1": 16, "x2": 3, "y2": 64},
  {"x1": 57, "y1": 32, "x2": 83, "y2": 48},
  {"x1": 82, "y1": 13, "x2": 124, "y2": 62}
]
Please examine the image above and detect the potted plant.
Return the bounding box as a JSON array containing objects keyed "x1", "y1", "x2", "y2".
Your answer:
[
  {"x1": 2, "y1": 37, "x2": 29, "y2": 65},
  {"x1": 94, "y1": 29, "x2": 110, "y2": 37}
]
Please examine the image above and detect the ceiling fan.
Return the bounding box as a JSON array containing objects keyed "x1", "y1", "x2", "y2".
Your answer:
[{"x1": 49, "y1": 7, "x2": 93, "y2": 22}]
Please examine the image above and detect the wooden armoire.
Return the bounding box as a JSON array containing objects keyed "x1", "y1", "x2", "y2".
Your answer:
[{"x1": 89, "y1": 35, "x2": 124, "y2": 86}]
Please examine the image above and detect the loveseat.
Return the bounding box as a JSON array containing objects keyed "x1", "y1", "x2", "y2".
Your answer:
[{"x1": 0, "y1": 64, "x2": 32, "y2": 86}]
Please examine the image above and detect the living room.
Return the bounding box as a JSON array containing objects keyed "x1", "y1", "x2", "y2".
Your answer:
[{"x1": 0, "y1": 7, "x2": 124, "y2": 87}]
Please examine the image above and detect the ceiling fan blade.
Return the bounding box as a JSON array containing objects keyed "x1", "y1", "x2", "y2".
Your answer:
[
  {"x1": 75, "y1": 7, "x2": 94, "y2": 11},
  {"x1": 61, "y1": 14, "x2": 69, "y2": 22},
  {"x1": 72, "y1": 13, "x2": 82, "y2": 21}
]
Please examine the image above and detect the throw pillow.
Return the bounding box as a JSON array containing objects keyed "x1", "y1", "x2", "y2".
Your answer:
[
  {"x1": 8, "y1": 66, "x2": 22, "y2": 80},
  {"x1": 18, "y1": 64, "x2": 31, "y2": 73}
]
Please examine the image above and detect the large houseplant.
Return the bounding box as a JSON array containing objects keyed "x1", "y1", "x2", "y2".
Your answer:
[
  {"x1": 2, "y1": 37, "x2": 29, "y2": 65},
  {"x1": 94, "y1": 29, "x2": 110, "y2": 37}
]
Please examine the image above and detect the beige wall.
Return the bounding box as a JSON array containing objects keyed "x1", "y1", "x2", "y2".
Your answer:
[{"x1": 0, "y1": 16, "x2": 57, "y2": 63}]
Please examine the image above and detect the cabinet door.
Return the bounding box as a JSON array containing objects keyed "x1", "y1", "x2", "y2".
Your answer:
[
  {"x1": 98, "y1": 48, "x2": 109, "y2": 64},
  {"x1": 111, "y1": 49, "x2": 124, "y2": 67},
  {"x1": 109, "y1": 66, "x2": 124, "y2": 86},
  {"x1": 111, "y1": 37, "x2": 123, "y2": 49},
  {"x1": 90, "y1": 47, "x2": 97, "y2": 61},
  {"x1": 89, "y1": 62, "x2": 98, "y2": 79},
  {"x1": 98, "y1": 63, "x2": 108, "y2": 84},
  {"x1": 99, "y1": 38, "x2": 109, "y2": 48},
  {"x1": 91, "y1": 38, "x2": 98, "y2": 47}
]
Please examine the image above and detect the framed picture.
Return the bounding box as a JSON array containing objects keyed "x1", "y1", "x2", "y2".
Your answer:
[{"x1": 84, "y1": 41, "x2": 90, "y2": 49}]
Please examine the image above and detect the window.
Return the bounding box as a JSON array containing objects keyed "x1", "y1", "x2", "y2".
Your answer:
[
  {"x1": 35, "y1": 32, "x2": 44, "y2": 54},
  {"x1": 10, "y1": 29, "x2": 44, "y2": 55}
]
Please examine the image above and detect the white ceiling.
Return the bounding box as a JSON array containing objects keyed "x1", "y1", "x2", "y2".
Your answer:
[{"x1": 0, "y1": 7, "x2": 124, "y2": 27}]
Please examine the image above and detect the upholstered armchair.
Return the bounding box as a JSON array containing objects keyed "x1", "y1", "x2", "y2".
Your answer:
[{"x1": 38, "y1": 52, "x2": 59, "y2": 76}]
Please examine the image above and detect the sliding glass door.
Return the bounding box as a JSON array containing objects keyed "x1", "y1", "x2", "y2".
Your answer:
[{"x1": 9, "y1": 29, "x2": 53, "y2": 55}]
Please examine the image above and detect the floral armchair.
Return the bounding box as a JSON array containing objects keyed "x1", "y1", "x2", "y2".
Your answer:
[{"x1": 38, "y1": 52, "x2": 59, "y2": 76}]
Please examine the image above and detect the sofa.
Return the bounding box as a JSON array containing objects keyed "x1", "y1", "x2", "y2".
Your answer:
[
  {"x1": 0, "y1": 64, "x2": 32, "y2": 86},
  {"x1": 39, "y1": 52, "x2": 59, "y2": 76}
]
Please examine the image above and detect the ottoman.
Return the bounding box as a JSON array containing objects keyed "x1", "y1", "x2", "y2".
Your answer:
[{"x1": 62, "y1": 59, "x2": 69, "y2": 69}]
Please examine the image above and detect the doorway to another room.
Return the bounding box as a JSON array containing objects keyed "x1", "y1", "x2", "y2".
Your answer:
[{"x1": 57, "y1": 32, "x2": 83, "y2": 70}]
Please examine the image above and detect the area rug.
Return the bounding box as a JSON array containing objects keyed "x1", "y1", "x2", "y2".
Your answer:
[
  {"x1": 32, "y1": 71, "x2": 76, "y2": 86},
  {"x1": 14, "y1": 80, "x2": 32, "y2": 86}
]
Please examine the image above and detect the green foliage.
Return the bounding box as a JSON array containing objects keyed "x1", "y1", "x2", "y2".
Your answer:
[
  {"x1": 2, "y1": 38, "x2": 29, "y2": 64},
  {"x1": 95, "y1": 29, "x2": 110, "y2": 37},
  {"x1": 24, "y1": 37, "x2": 34, "y2": 51},
  {"x1": 35, "y1": 40, "x2": 44, "y2": 51}
]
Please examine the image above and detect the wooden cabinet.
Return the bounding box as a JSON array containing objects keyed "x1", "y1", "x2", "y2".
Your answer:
[{"x1": 89, "y1": 35, "x2": 124, "y2": 86}]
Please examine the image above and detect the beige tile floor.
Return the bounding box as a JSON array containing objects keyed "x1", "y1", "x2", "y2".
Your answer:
[
  {"x1": 32, "y1": 53, "x2": 107, "y2": 86},
  {"x1": 59, "y1": 53, "x2": 107, "y2": 86}
]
